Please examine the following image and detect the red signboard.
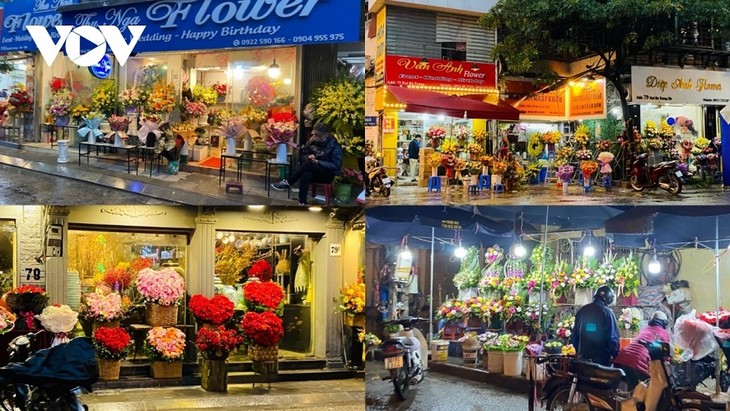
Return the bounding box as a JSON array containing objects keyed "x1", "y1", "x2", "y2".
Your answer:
[{"x1": 384, "y1": 54, "x2": 497, "y2": 89}]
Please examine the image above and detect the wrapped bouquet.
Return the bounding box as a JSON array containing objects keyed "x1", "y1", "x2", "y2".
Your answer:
[
  {"x1": 4, "y1": 285, "x2": 49, "y2": 330},
  {"x1": 78, "y1": 112, "x2": 105, "y2": 143},
  {"x1": 36, "y1": 304, "x2": 79, "y2": 346},
  {"x1": 262, "y1": 112, "x2": 299, "y2": 149},
  {"x1": 106, "y1": 114, "x2": 131, "y2": 146},
  {"x1": 138, "y1": 114, "x2": 162, "y2": 146}
]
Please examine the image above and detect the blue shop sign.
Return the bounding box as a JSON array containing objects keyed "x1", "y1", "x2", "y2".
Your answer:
[
  {"x1": 89, "y1": 54, "x2": 113, "y2": 79},
  {"x1": 365, "y1": 116, "x2": 377, "y2": 127},
  {"x1": 61, "y1": 0, "x2": 360, "y2": 53},
  {"x1": 1, "y1": 0, "x2": 78, "y2": 52}
]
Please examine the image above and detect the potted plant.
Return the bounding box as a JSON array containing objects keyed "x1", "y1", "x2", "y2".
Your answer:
[
  {"x1": 241, "y1": 311, "x2": 284, "y2": 375},
  {"x1": 93, "y1": 326, "x2": 132, "y2": 380},
  {"x1": 136, "y1": 267, "x2": 185, "y2": 327},
  {"x1": 333, "y1": 167, "x2": 364, "y2": 203},
  {"x1": 195, "y1": 325, "x2": 243, "y2": 392},
  {"x1": 144, "y1": 326, "x2": 186, "y2": 378},
  {"x1": 188, "y1": 294, "x2": 235, "y2": 327}
]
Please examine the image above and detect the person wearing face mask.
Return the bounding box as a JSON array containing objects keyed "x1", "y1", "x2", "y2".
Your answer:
[{"x1": 612, "y1": 311, "x2": 671, "y2": 390}]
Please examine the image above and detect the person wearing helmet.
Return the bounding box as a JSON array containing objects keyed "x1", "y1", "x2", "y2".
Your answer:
[
  {"x1": 612, "y1": 311, "x2": 671, "y2": 390},
  {"x1": 570, "y1": 286, "x2": 620, "y2": 366}
]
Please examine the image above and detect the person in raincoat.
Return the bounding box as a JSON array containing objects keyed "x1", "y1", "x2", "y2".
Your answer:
[{"x1": 571, "y1": 286, "x2": 620, "y2": 366}]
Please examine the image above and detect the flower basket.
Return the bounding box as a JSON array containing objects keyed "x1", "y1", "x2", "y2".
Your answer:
[
  {"x1": 201, "y1": 359, "x2": 228, "y2": 392},
  {"x1": 94, "y1": 319, "x2": 119, "y2": 331},
  {"x1": 98, "y1": 358, "x2": 121, "y2": 380},
  {"x1": 150, "y1": 360, "x2": 183, "y2": 379},
  {"x1": 487, "y1": 350, "x2": 503, "y2": 373},
  {"x1": 146, "y1": 304, "x2": 178, "y2": 327},
  {"x1": 249, "y1": 344, "x2": 278, "y2": 375},
  {"x1": 504, "y1": 350, "x2": 524, "y2": 376}
]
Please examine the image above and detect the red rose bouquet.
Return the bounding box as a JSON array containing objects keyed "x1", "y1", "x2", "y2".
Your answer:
[
  {"x1": 248, "y1": 259, "x2": 273, "y2": 282},
  {"x1": 93, "y1": 326, "x2": 132, "y2": 360},
  {"x1": 241, "y1": 311, "x2": 284, "y2": 347},
  {"x1": 8, "y1": 86, "x2": 33, "y2": 112},
  {"x1": 195, "y1": 325, "x2": 243, "y2": 359},
  {"x1": 49, "y1": 77, "x2": 67, "y2": 94},
  {"x1": 4, "y1": 285, "x2": 49, "y2": 330},
  {"x1": 188, "y1": 294, "x2": 235, "y2": 325},
  {"x1": 212, "y1": 83, "x2": 228, "y2": 97},
  {"x1": 242, "y1": 281, "x2": 285, "y2": 315}
]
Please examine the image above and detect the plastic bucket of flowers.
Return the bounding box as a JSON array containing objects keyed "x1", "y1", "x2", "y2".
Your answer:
[
  {"x1": 136, "y1": 268, "x2": 185, "y2": 327},
  {"x1": 145, "y1": 327, "x2": 186, "y2": 378},
  {"x1": 483, "y1": 334, "x2": 503, "y2": 373},
  {"x1": 502, "y1": 334, "x2": 529, "y2": 376},
  {"x1": 93, "y1": 326, "x2": 132, "y2": 380}
]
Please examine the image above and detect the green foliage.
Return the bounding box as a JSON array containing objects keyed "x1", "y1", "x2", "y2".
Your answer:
[
  {"x1": 309, "y1": 75, "x2": 365, "y2": 137},
  {"x1": 584, "y1": 118, "x2": 625, "y2": 141}
]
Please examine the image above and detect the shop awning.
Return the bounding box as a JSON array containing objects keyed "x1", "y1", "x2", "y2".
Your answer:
[{"x1": 386, "y1": 86, "x2": 521, "y2": 121}]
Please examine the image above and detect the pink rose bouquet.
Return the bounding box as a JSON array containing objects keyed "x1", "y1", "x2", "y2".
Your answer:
[
  {"x1": 262, "y1": 112, "x2": 298, "y2": 148},
  {"x1": 136, "y1": 268, "x2": 185, "y2": 306},
  {"x1": 81, "y1": 292, "x2": 123, "y2": 322},
  {"x1": 184, "y1": 101, "x2": 207, "y2": 117}
]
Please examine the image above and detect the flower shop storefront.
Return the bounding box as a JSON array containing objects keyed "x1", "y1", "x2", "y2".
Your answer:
[
  {"x1": 0, "y1": 205, "x2": 364, "y2": 387},
  {"x1": 365, "y1": 205, "x2": 730, "y2": 389}
]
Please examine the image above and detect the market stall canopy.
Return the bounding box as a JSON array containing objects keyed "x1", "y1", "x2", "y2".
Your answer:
[
  {"x1": 386, "y1": 86, "x2": 521, "y2": 121},
  {"x1": 605, "y1": 206, "x2": 730, "y2": 249},
  {"x1": 470, "y1": 206, "x2": 627, "y2": 233}
]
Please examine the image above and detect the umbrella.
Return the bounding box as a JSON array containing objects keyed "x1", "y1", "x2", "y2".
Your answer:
[{"x1": 386, "y1": 85, "x2": 521, "y2": 121}]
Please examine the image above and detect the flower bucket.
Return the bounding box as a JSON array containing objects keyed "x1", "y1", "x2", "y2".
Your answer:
[
  {"x1": 487, "y1": 350, "x2": 503, "y2": 373},
  {"x1": 492, "y1": 174, "x2": 502, "y2": 186},
  {"x1": 93, "y1": 320, "x2": 119, "y2": 331},
  {"x1": 150, "y1": 360, "x2": 183, "y2": 379},
  {"x1": 430, "y1": 340, "x2": 449, "y2": 362},
  {"x1": 167, "y1": 160, "x2": 180, "y2": 175},
  {"x1": 225, "y1": 137, "x2": 237, "y2": 155},
  {"x1": 562, "y1": 182, "x2": 569, "y2": 195},
  {"x1": 54, "y1": 116, "x2": 70, "y2": 126},
  {"x1": 200, "y1": 359, "x2": 228, "y2": 392},
  {"x1": 113, "y1": 133, "x2": 124, "y2": 147},
  {"x1": 538, "y1": 167, "x2": 548, "y2": 182},
  {"x1": 98, "y1": 358, "x2": 121, "y2": 380},
  {"x1": 276, "y1": 143, "x2": 287, "y2": 163},
  {"x1": 146, "y1": 304, "x2": 178, "y2": 327},
  {"x1": 574, "y1": 288, "x2": 594, "y2": 306},
  {"x1": 504, "y1": 351, "x2": 523, "y2": 376},
  {"x1": 333, "y1": 182, "x2": 352, "y2": 203}
]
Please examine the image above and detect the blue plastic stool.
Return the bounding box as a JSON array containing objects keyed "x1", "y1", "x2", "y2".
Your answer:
[
  {"x1": 601, "y1": 175, "x2": 612, "y2": 188},
  {"x1": 468, "y1": 185, "x2": 479, "y2": 194},
  {"x1": 584, "y1": 186, "x2": 591, "y2": 193},
  {"x1": 493, "y1": 184, "x2": 505, "y2": 193},
  {"x1": 478, "y1": 175, "x2": 491, "y2": 190},
  {"x1": 427, "y1": 176, "x2": 441, "y2": 192}
]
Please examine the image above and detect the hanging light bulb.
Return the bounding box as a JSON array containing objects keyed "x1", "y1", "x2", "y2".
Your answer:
[
  {"x1": 216, "y1": 232, "x2": 224, "y2": 240},
  {"x1": 268, "y1": 59, "x2": 281, "y2": 79},
  {"x1": 583, "y1": 231, "x2": 596, "y2": 257},
  {"x1": 648, "y1": 253, "x2": 661, "y2": 274},
  {"x1": 454, "y1": 243, "x2": 467, "y2": 259},
  {"x1": 512, "y1": 243, "x2": 527, "y2": 258},
  {"x1": 228, "y1": 234, "x2": 236, "y2": 243},
  {"x1": 400, "y1": 245, "x2": 412, "y2": 260}
]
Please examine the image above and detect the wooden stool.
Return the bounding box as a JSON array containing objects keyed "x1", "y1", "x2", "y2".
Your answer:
[
  {"x1": 427, "y1": 176, "x2": 441, "y2": 192},
  {"x1": 226, "y1": 181, "x2": 243, "y2": 194},
  {"x1": 493, "y1": 184, "x2": 505, "y2": 193},
  {"x1": 310, "y1": 183, "x2": 333, "y2": 205}
]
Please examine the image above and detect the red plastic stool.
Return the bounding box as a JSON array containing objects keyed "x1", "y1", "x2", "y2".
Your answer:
[{"x1": 310, "y1": 183, "x2": 333, "y2": 205}]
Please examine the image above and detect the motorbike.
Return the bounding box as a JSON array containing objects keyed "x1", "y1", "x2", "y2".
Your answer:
[
  {"x1": 0, "y1": 331, "x2": 98, "y2": 411},
  {"x1": 629, "y1": 152, "x2": 683, "y2": 195},
  {"x1": 365, "y1": 155, "x2": 393, "y2": 198},
  {"x1": 540, "y1": 341, "x2": 724, "y2": 411},
  {"x1": 380, "y1": 317, "x2": 426, "y2": 401}
]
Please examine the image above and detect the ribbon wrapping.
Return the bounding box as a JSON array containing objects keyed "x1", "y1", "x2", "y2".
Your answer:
[
  {"x1": 138, "y1": 120, "x2": 161, "y2": 146},
  {"x1": 52, "y1": 332, "x2": 69, "y2": 347},
  {"x1": 77, "y1": 117, "x2": 104, "y2": 139}
]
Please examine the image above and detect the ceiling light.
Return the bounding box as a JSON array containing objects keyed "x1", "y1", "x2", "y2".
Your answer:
[
  {"x1": 454, "y1": 244, "x2": 467, "y2": 259},
  {"x1": 268, "y1": 59, "x2": 281, "y2": 78},
  {"x1": 648, "y1": 253, "x2": 661, "y2": 274},
  {"x1": 400, "y1": 245, "x2": 412, "y2": 260},
  {"x1": 512, "y1": 243, "x2": 527, "y2": 259},
  {"x1": 283, "y1": 78, "x2": 292, "y2": 85},
  {"x1": 248, "y1": 205, "x2": 265, "y2": 210},
  {"x1": 216, "y1": 232, "x2": 224, "y2": 240},
  {"x1": 583, "y1": 244, "x2": 596, "y2": 257}
]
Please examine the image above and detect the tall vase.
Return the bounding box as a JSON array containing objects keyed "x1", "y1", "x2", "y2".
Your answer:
[
  {"x1": 127, "y1": 113, "x2": 139, "y2": 136},
  {"x1": 562, "y1": 181, "x2": 569, "y2": 195},
  {"x1": 225, "y1": 137, "x2": 237, "y2": 155},
  {"x1": 243, "y1": 134, "x2": 253, "y2": 151},
  {"x1": 54, "y1": 116, "x2": 70, "y2": 126},
  {"x1": 276, "y1": 143, "x2": 287, "y2": 163}
]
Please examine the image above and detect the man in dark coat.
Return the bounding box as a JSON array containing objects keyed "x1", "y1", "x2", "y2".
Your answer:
[
  {"x1": 571, "y1": 286, "x2": 620, "y2": 366},
  {"x1": 272, "y1": 122, "x2": 343, "y2": 205},
  {"x1": 408, "y1": 135, "x2": 422, "y2": 182}
]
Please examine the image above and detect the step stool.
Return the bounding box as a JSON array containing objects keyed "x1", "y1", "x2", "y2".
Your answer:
[
  {"x1": 468, "y1": 184, "x2": 479, "y2": 194},
  {"x1": 478, "y1": 174, "x2": 491, "y2": 190},
  {"x1": 427, "y1": 176, "x2": 441, "y2": 192},
  {"x1": 225, "y1": 181, "x2": 243, "y2": 194},
  {"x1": 310, "y1": 183, "x2": 333, "y2": 205},
  {"x1": 493, "y1": 184, "x2": 505, "y2": 193}
]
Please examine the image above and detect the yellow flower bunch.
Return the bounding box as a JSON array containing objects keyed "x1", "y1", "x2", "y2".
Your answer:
[
  {"x1": 147, "y1": 82, "x2": 177, "y2": 114},
  {"x1": 472, "y1": 129, "x2": 488, "y2": 143},
  {"x1": 479, "y1": 154, "x2": 494, "y2": 167},
  {"x1": 492, "y1": 160, "x2": 507, "y2": 175},
  {"x1": 527, "y1": 134, "x2": 544, "y2": 158},
  {"x1": 574, "y1": 124, "x2": 591, "y2": 146},
  {"x1": 71, "y1": 104, "x2": 90, "y2": 121},
  {"x1": 454, "y1": 158, "x2": 467, "y2": 171},
  {"x1": 695, "y1": 136, "x2": 710, "y2": 149},
  {"x1": 239, "y1": 105, "x2": 268, "y2": 126},
  {"x1": 467, "y1": 143, "x2": 484, "y2": 154},
  {"x1": 541, "y1": 130, "x2": 562, "y2": 144},
  {"x1": 91, "y1": 79, "x2": 119, "y2": 116},
  {"x1": 311, "y1": 76, "x2": 365, "y2": 135},
  {"x1": 440, "y1": 137, "x2": 460, "y2": 154},
  {"x1": 562, "y1": 344, "x2": 576, "y2": 356},
  {"x1": 659, "y1": 119, "x2": 674, "y2": 137},
  {"x1": 337, "y1": 280, "x2": 365, "y2": 314},
  {"x1": 192, "y1": 85, "x2": 218, "y2": 106},
  {"x1": 644, "y1": 120, "x2": 657, "y2": 135},
  {"x1": 427, "y1": 152, "x2": 443, "y2": 168}
]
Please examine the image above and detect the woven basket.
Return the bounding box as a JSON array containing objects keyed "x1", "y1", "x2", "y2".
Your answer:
[
  {"x1": 249, "y1": 345, "x2": 278, "y2": 375},
  {"x1": 98, "y1": 358, "x2": 121, "y2": 380},
  {"x1": 150, "y1": 361, "x2": 182, "y2": 379},
  {"x1": 93, "y1": 320, "x2": 120, "y2": 331},
  {"x1": 146, "y1": 304, "x2": 178, "y2": 327}
]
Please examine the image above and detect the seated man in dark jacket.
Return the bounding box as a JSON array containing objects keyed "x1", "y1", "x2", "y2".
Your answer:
[
  {"x1": 571, "y1": 286, "x2": 620, "y2": 366},
  {"x1": 272, "y1": 122, "x2": 343, "y2": 205}
]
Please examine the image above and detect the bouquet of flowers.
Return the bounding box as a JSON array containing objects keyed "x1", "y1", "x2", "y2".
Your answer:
[
  {"x1": 91, "y1": 79, "x2": 119, "y2": 116},
  {"x1": 491, "y1": 160, "x2": 507, "y2": 175},
  {"x1": 36, "y1": 304, "x2": 78, "y2": 346},
  {"x1": 106, "y1": 114, "x2": 131, "y2": 144},
  {"x1": 136, "y1": 267, "x2": 185, "y2": 306},
  {"x1": 335, "y1": 134, "x2": 365, "y2": 157},
  {"x1": 596, "y1": 140, "x2": 613, "y2": 152},
  {"x1": 555, "y1": 146, "x2": 574, "y2": 166},
  {"x1": 555, "y1": 315, "x2": 574, "y2": 341},
  {"x1": 263, "y1": 112, "x2": 298, "y2": 148},
  {"x1": 118, "y1": 87, "x2": 145, "y2": 109},
  {"x1": 336, "y1": 279, "x2": 365, "y2": 315},
  {"x1": 241, "y1": 311, "x2": 284, "y2": 347},
  {"x1": 579, "y1": 160, "x2": 599, "y2": 179},
  {"x1": 184, "y1": 101, "x2": 207, "y2": 118},
  {"x1": 576, "y1": 149, "x2": 592, "y2": 160},
  {"x1": 501, "y1": 291, "x2": 524, "y2": 322},
  {"x1": 573, "y1": 124, "x2": 591, "y2": 146},
  {"x1": 189, "y1": 294, "x2": 235, "y2": 325},
  {"x1": 502, "y1": 334, "x2": 529, "y2": 352},
  {"x1": 524, "y1": 302, "x2": 551, "y2": 324},
  {"x1": 46, "y1": 89, "x2": 75, "y2": 118},
  {"x1": 465, "y1": 161, "x2": 482, "y2": 175},
  {"x1": 192, "y1": 85, "x2": 218, "y2": 106},
  {"x1": 336, "y1": 167, "x2": 364, "y2": 185},
  {"x1": 648, "y1": 137, "x2": 663, "y2": 150},
  {"x1": 472, "y1": 129, "x2": 488, "y2": 144},
  {"x1": 615, "y1": 254, "x2": 639, "y2": 297},
  {"x1": 598, "y1": 151, "x2": 614, "y2": 174},
  {"x1": 144, "y1": 327, "x2": 186, "y2": 362},
  {"x1": 462, "y1": 296, "x2": 490, "y2": 319},
  {"x1": 93, "y1": 326, "x2": 132, "y2": 360},
  {"x1": 243, "y1": 281, "x2": 285, "y2": 315},
  {"x1": 71, "y1": 104, "x2": 90, "y2": 123},
  {"x1": 361, "y1": 332, "x2": 382, "y2": 346},
  {"x1": 49, "y1": 77, "x2": 67, "y2": 93},
  {"x1": 479, "y1": 155, "x2": 494, "y2": 168},
  {"x1": 246, "y1": 76, "x2": 277, "y2": 108},
  {"x1": 0, "y1": 306, "x2": 16, "y2": 335},
  {"x1": 548, "y1": 263, "x2": 571, "y2": 297},
  {"x1": 4, "y1": 285, "x2": 49, "y2": 330},
  {"x1": 453, "y1": 125, "x2": 470, "y2": 142},
  {"x1": 215, "y1": 243, "x2": 257, "y2": 286},
  {"x1": 310, "y1": 75, "x2": 365, "y2": 135},
  {"x1": 426, "y1": 126, "x2": 446, "y2": 142},
  {"x1": 248, "y1": 259, "x2": 273, "y2": 282},
  {"x1": 8, "y1": 85, "x2": 33, "y2": 112},
  {"x1": 216, "y1": 116, "x2": 247, "y2": 145},
  {"x1": 570, "y1": 265, "x2": 593, "y2": 288},
  {"x1": 453, "y1": 247, "x2": 481, "y2": 289},
  {"x1": 540, "y1": 131, "x2": 561, "y2": 145},
  {"x1": 436, "y1": 299, "x2": 464, "y2": 323},
  {"x1": 482, "y1": 332, "x2": 501, "y2": 351},
  {"x1": 556, "y1": 164, "x2": 574, "y2": 182},
  {"x1": 619, "y1": 308, "x2": 641, "y2": 332},
  {"x1": 427, "y1": 153, "x2": 442, "y2": 168},
  {"x1": 439, "y1": 137, "x2": 459, "y2": 154},
  {"x1": 80, "y1": 292, "x2": 123, "y2": 322},
  {"x1": 562, "y1": 344, "x2": 576, "y2": 356},
  {"x1": 196, "y1": 325, "x2": 243, "y2": 359},
  {"x1": 523, "y1": 162, "x2": 542, "y2": 181},
  {"x1": 240, "y1": 105, "x2": 268, "y2": 127},
  {"x1": 78, "y1": 111, "x2": 106, "y2": 142},
  {"x1": 147, "y1": 82, "x2": 177, "y2": 114},
  {"x1": 527, "y1": 134, "x2": 545, "y2": 158},
  {"x1": 467, "y1": 143, "x2": 483, "y2": 155},
  {"x1": 212, "y1": 83, "x2": 228, "y2": 97},
  {"x1": 101, "y1": 258, "x2": 153, "y2": 294}
]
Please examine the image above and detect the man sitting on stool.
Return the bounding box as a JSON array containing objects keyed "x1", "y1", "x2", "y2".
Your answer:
[{"x1": 271, "y1": 122, "x2": 343, "y2": 205}]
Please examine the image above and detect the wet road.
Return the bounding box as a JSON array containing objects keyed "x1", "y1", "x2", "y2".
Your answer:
[
  {"x1": 366, "y1": 361, "x2": 527, "y2": 411},
  {"x1": 0, "y1": 163, "x2": 175, "y2": 204}
]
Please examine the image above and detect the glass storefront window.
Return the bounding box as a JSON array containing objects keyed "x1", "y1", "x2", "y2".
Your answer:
[
  {"x1": 640, "y1": 104, "x2": 704, "y2": 141},
  {"x1": 0, "y1": 221, "x2": 16, "y2": 296}
]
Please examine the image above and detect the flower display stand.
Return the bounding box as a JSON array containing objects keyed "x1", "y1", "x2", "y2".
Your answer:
[
  {"x1": 200, "y1": 358, "x2": 228, "y2": 392},
  {"x1": 503, "y1": 351, "x2": 523, "y2": 376},
  {"x1": 146, "y1": 304, "x2": 177, "y2": 327},
  {"x1": 150, "y1": 360, "x2": 183, "y2": 379},
  {"x1": 98, "y1": 359, "x2": 121, "y2": 380},
  {"x1": 487, "y1": 350, "x2": 503, "y2": 373}
]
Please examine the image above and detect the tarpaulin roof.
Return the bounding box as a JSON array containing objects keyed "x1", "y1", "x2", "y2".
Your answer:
[{"x1": 386, "y1": 85, "x2": 521, "y2": 121}]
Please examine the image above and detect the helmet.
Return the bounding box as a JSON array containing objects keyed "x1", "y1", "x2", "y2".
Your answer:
[{"x1": 594, "y1": 286, "x2": 616, "y2": 305}]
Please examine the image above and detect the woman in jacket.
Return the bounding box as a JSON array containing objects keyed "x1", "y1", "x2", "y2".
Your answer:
[{"x1": 612, "y1": 311, "x2": 671, "y2": 390}]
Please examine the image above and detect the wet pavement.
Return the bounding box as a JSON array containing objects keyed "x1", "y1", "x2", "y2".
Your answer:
[
  {"x1": 365, "y1": 360, "x2": 527, "y2": 411},
  {"x1": 367, "y1": 176, "x2": 730, "y2": 206},
  {"x1": 81, "y1": 378, "x2": 365, "y2": 410}
]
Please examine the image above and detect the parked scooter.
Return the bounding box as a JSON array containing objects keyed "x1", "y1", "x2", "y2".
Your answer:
[
  {"x1": 0, "y1": 331, "x2": 98, "y2": 411},
  {"x1": 629, "y1": 153, "x2": 683, "y2": 195},
  {"x1": 541, "y1": 341, "x2": 724, "y2": 411},
  {"x1": 365, "y1": 155, "x2": 393, "y2": 197},
  {"x1": 381, "y1": 317, "x2": 427, "y2": 401}
]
